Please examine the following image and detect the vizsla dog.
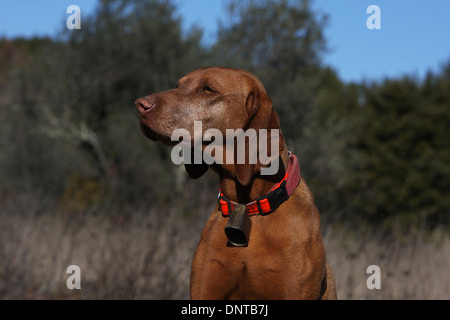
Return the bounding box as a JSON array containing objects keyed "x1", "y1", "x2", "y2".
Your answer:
[{"x1": 135, "y1": 67, "x2": 337, "y2": 300}]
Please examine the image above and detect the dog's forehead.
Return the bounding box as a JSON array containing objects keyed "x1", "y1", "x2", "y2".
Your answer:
[{"x1": 178, "y1": 67, "x2": 260, "y2": 92}]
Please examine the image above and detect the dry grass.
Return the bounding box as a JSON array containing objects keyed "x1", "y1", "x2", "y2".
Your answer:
[
  {"x1": 323, "y1": 224, "x2": 450, "y2": 299},
  {"x1": 0, "y1": 193, "x2": 209, "y2": 299},
  {"x1": 0, "y1": 194, "x2": 448, "y2": 300}
]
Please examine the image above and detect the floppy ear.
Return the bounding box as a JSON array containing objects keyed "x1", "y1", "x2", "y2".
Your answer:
[
  {"x1": 184, "y1": 148, "x2": 208, "y2": 179},
  {"x1": 234, "y1": 91, "x2": 284, "y2": 186},
  {"x1": 245, "y1": 85, "x2": 261, "y2": 117},
  {"x1": 233, "y1": 87, "x2": 261, "y2": 186}
]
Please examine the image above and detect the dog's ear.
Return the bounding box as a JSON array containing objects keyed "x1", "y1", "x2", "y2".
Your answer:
[
  {"x1": 245, "y1": 85, "x2": 261, "y2": 118},
  {"x1": 233, "y1": 87, "x2": 261, "y2": 186},
  {"x1": 234, "y1": 91, "x2": 284, "y2": 186}
]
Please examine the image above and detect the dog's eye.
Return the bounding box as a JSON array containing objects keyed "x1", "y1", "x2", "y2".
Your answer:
[{"x1": 203, "y1": 86, "x2": 214, "y2": 94}]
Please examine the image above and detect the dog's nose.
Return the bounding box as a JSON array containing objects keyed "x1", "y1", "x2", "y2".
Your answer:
[{"x1": 135, "y1": 97, "x2": 155, "y2": 112}]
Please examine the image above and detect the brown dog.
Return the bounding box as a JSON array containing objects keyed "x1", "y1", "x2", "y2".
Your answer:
[{"x1": 135, "y1": 67, "x2": 337, "y2": 300}]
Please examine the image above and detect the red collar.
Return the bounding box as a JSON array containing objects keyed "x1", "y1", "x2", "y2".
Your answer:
[{"x1": 218, "y1": 152, "x2": 301, "y2": 216}]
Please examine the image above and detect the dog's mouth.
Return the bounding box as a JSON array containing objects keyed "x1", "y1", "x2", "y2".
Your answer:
[
  {"x1": 139, "y1": 120, "x2": 218, "y2": 149},
  {"x1": 139, "y1": 123, "x2": 180, "y2": 146}
]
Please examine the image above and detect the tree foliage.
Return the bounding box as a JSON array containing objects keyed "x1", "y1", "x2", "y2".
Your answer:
[{"x1": 345, "y1": 70, "x2": 450, "y2": 227}]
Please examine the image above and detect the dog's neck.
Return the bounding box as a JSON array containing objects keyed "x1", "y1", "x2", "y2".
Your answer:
[{"x1": 213, "y1": 148, "x2": 290, "y2": 204}]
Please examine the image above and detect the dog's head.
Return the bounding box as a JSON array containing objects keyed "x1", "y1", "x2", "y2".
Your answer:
[{"x1": 135, "y1": 67, "x2": 285, "y2": 186}]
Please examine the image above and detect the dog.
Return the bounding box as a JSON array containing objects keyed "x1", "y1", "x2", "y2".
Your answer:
[{"x1": 135, "y1": 67, "x2": 337, "y2": 299}]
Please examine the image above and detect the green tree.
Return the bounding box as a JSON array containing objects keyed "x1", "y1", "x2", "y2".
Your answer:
[
  {"x1": 300, "y1": 68, "x2": 362, "y2": 220},
  {"x1": 345, "y1": 65, "x2": 450, "y2": 228}
]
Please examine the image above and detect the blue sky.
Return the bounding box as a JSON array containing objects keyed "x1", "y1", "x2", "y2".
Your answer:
[{"x1": 1, "y1": 0, "x2": 449, "y2": 83}]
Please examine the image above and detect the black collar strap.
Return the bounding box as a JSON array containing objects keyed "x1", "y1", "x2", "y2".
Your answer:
[{"x1": 218, "y1": 152, "x2": 301, "y2": 217}]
